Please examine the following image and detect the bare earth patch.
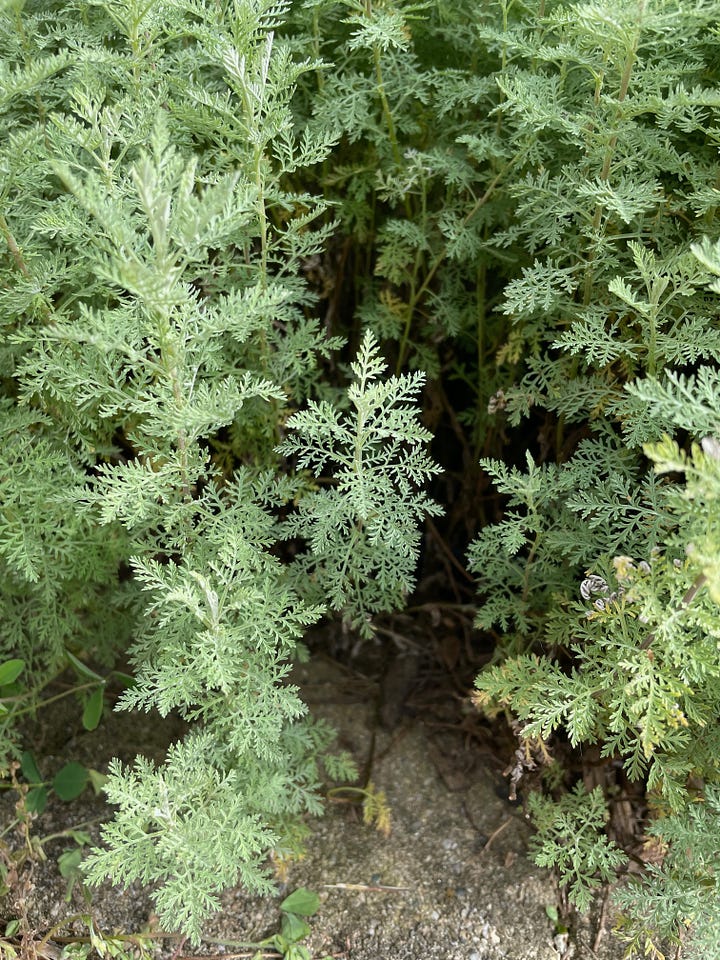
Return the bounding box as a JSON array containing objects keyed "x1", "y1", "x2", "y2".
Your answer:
[{"x1": 2, "y1": 657, "x2": 627, "y2": 960}]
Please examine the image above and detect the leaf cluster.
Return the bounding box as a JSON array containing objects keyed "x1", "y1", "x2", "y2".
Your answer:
[
  {"x1": 528, "y1": 783, "x2": 627, "y2": 912},
  {"x1": 4, "y1": 0, "x2": 720, "y2": 953},
  {"x1": 278, "y1": 330, "x2": 441, "y2": 634},
  {"x1": 0, "y1": 0, "x2": 434, "y2": 941}
]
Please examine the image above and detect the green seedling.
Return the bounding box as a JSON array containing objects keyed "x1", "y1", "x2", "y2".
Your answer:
[{"x1": 259, "y1": 888, "x2": 331, "y2": 960}]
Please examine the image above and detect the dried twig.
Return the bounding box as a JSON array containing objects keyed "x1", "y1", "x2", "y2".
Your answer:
[
  {"x1": 179, "y1": 953, "x2": 280, "y2": 960},
  {"x1": 322, "y1": 882, "x2": 409, "y2": 892},
  {"x1": 469, "y1": 816, "x2": 513, "y2": 859},
  {"x1": 592, "y1": 883, "x2": 612, "y2": 952}
]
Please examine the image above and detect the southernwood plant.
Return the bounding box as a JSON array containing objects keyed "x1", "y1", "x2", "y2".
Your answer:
[{"x1": 1, "y1": 0, "x2": 720, "y2": 956}]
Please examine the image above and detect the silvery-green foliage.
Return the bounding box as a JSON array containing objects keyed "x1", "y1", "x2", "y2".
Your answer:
[
  {"x1": 5, "y1": 0, "x2": 720, "y2": 952},
  {"x1": 475, "y1": 237, "x2": 720, "y2": 953},
  {"x1": 467, "y1": 442, "x2": 669, "y2": 643},
  {"x1": 0, "y1": 0, "x2": 362, "y2": 940},
  {"x1": 278, "y1": 330, "x2": 442, "y2": 635},
  {"x1": 0, "y1": 0, "x2": 157, "y2": 703},
  {"x1": 471, "y1": 0, "x2": 720, "y2": 708},
  {"x1": 528, "y1": 784, "x2": 627, "y2": 912},
  {"x1": 488, "y1": 0, "x2": 720, "y2": 429},
  {"x1": 287, "y1": 0, "x2": 521, "y2": 451},
  {"x1": 469, "y1": 2, "x2": 720, "y2": 952},
  {"x1": 614, "y1": 785, "x2": 720, "y2": 960},
  {"x1": 477, "y1": 548, "x2": 720, "y2": 808}
]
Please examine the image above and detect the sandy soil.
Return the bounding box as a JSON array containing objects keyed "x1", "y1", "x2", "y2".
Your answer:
[{"x1": 1, "y1": 655, "x2": 628, "y2": 960}]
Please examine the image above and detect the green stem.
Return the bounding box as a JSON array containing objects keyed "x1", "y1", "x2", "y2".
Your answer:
[
  {"x1": 646, "y1": 310, "x2": 658, "y2": 378},
  {"x1": 364, "y1": 0, "x2": 412, "y2": 221},
  {"x1": 396, "y1": 191, "x2": 427, "y2": 374},
  {"x1": 0, "y1": 213, "x2": 30, "y2": 277},
  {"x1": 494, "y1": 0, "x2": 511, "y2": 138},
  {"x1": 394, "y1": 159, "x2": 516, "y2": 375},
  {"x1": 39, "y1": 819, "x2": 103, "y2": 846},
  {"x1": 373, "y1": 44, "x2": 403, "y2": 172},
  {"x1": 327, "y1": 785, "x2": 371, "y2": 800},
  {"x1": 477, "y1": 265, "x2": 486, "y2": 369},
  {"x1": 0, "y1": 817, "x2": 20, "y2": 840},
  {"x1": 312, "y1": 8, "x2": 325, "y2": 92},
  {"x1": 13, "y1": 4, "x2": 48, "y2": 136},
  {"x1": 422, "y1": 162, "x2": 515, "y2": 302},
  {"x1": 582, "y1": 4, "x2": 644, "y2": 304},
  {"x1": 254, "y1": 149, "x2": 268, "y2": 289},
  {"x1": 156, "y1": 309, "x2": 193, "y2": 503},
  {"x1": 373, "y1": 43, "x2": 413, "y2": 224},
  {"x1": 521, "y1": 530, "x2": 541, "y2": 605},
  {"x1": 2, "y1": 681, "x2": 98, "y2": 722}
]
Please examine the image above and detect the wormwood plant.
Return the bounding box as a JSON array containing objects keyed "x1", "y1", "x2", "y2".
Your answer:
[
  {"x1": 469, "y1": 2, "x2": 720, "y2": 954},
  {"x1": 527, "y1": 784, "x2": 627, "y2": 912},
  {"x1": 0, "y1": 0, "x2": 439, "y2": 942},
  {"x1": 286, "y1": 0, "x2": 525, "y2": 461},
  {"x1": 278, "y1": 329, "x2": 442, "y2": 635},
  {"x1": 4, "y1": 0, "x2": 720, "y2": 953},
  {"x1": 469, "y1": 0, "x2": 720, "y2": 643}
]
